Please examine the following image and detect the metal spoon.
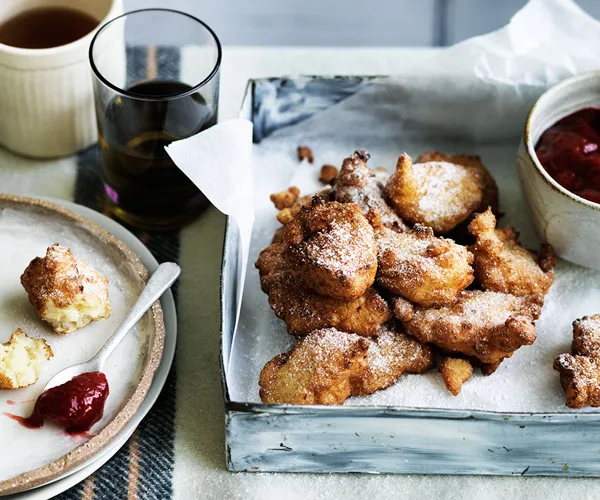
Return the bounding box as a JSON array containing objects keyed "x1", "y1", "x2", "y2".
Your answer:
[{"x1": 40, "y1": 262, "x2": 181, "y2": 392}]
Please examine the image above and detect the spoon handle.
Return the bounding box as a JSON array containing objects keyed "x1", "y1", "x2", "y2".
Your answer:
[{"x1": 94, "y1": 262, "x2": 181, "y2": 368}]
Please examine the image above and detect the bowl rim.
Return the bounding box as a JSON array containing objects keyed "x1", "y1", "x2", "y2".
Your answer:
[{"x1": 524, "y1": 69, "x2": 600, "y2": 212}]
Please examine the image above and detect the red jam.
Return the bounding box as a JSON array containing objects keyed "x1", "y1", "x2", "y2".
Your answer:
[
  {"x1": 536, "y1": 107, "x2": 600, "y2": 204},
  {"x1": 10, "y1": 372, "x2": 109, "y2": 435}
]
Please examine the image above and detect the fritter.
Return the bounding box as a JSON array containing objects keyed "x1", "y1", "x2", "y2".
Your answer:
[
  {"x1": 468, "y1": 208, "x2": 556, "y2": 296},
  {"x1": 283, "y1": 197, "x2": 377, "y2": 300},
  {"x1": 404, "y1": 290, "x2": 543, "y2": 365},
  {"x1": 374, "y1": 220, "x2": 474, "y2": 306},
  {"x1": 259, "y1": 328, "x2": 370, "y2": 404},
  {"x1": 385, "y1": 153, "x2": 488, "y2": 234},
  {"x1": 255, "y1": 243, "x2": 391, "y2": 336},
  {"x1": 334, "y1": 149, "x2": 408, "y2": 232},
  {"x1": 554, "y1": 314, "x2": 600, "y2": 408}
]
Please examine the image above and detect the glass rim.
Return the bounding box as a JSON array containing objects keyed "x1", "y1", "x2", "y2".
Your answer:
[{"x1": 89, "y1": 8, "x2": 222, "y2": 101}]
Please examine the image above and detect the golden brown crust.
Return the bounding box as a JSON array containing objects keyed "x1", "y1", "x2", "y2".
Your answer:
[
  {"x1": 554, "y1": 314, "x2": 600, "y2": 408},
  {"x1": 268, "y1": 274, "x2": 391, "y2": 336},
  {"x1": 270, "y1": 186, "x2": 300, "y2": 210},
  {"x1": 297, "y1": 145, "x2": 314, "y2": 163},
  {"x1": 255, "y1": 243, "x2": 391, "y2": 336},
  {"x1": 554, "y1": 354, "x2": 600, "y2": 409},
  {"x1": 255, "y1": 242, "x2": 290, "y2": 293},
  {"x1": 21, "y1": 244, "x2": 84, "y2": 313},
  {"x1": 572, "y1": 314, "x2": 600, "y2": 358},
  {"x1": 335, "y1": 150, "x2": 408, "y2": 232},
  {"x1": 374, "y1": 222, "x2": 474, "y2": 306},
  {"x1": 259, "y1": 328, "x2": 370, "y2": 404},
  {"x1": 21, "y1": 244, "x2": 111, "y2": 334},
  {"x1": 404, "y1": 290, "x2": 542, "y2": 365},
  {"x1": 0, "y1": 329, "x2": 53, "y2": 390},
  {"x1": 385, "y1": 153, "x2": 486, "y2": 234},
  {"x1": 320, "y1": 164, "x2": 339, "y2": 184},
  {"x1": 259, "y1": 326, "x2": 434, "y2": 404},
  {"x1": 351, "y1": 324, "x2": 434, "y2": 396},
  {"x1": 390, "y1": 295, "x2": 415, "y2": 322},
  {"x1": 416, "y1": 152, "x2": 499, "y2": 216},
  {"x1": 481, "y1": 359, "x2": 503, "y2": 376},
  {"x1": 276, "y1": 188, "x2": 331, "y2": 225},
  {"x1": 438, "y1": 357, "x2": 473, "y2": 396},
  {"x1": 283, "y1": 198, "x2": 378, "y2": 300},
  {"x1": 468, "y1": 208, "x2": 556, "y2": 296}
]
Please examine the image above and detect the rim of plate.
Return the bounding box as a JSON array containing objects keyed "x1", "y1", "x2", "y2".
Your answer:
[
  {"x1": 0, "y1": 194, "x2": 166, "y2": 496},
  {"x1": 10, "y1": 198, "x2": 177, "y2": 500}
]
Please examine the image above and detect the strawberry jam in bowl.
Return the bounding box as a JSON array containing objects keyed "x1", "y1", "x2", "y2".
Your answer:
[
  {"x1": 518, "y1": 71, "x2": 600, "y2": 271},
  {"x1": 535, "y1": 107, "x2": 600, "y2": 205}
]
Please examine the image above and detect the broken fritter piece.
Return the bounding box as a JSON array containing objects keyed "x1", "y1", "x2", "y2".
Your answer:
[
  {"x1": 374, "y1": 220, "x2": 474, "y2": 306},
  {"x1": 416, "y1": 152, "x2": 499, "y2": 216},
  {"x1": 297, "y1": 145, "x2": 314, "y2": 163},
  {"x1": 404, "y1": 290, "x2": 543, "y2": 365},
  {"x1": 255, "y1": 243, "x2": 391, "y2": 336},
  {"x1": 320, "y1": 164, "x2": 338, "y2": 184},
  {"x1": 385, "y1": 153, "x2": 487, "y2": 234},
  {"x1": 21, "y1": 244, "x2": 111, "y2": 334},
  {"x1": 468, "y1": 208, "x2": 556, "y2": 296},
  {"x1": 259, "y1": 328, "x2": 370, "y2": 404},
  {"x1": 438, "y1": 357, "x2": 473, "y2": 396},
  {"x1": 270, "y1": 186, "x2": 300, "y2": 210},
  {"x1": 554, "y1": 314, "x2": 600, "y2": 408},
  {"x1": 351, "y1": 324, "x2": 434, "y2": 396},
  {"x1": 0, "y1": 329, "x2": 53, "y2": 390},
  {"x1": 283, "y1": 197, "x2": 377, "y2": 300},
  {"x1": 334, "y1": 149, "x2": 408, "y2": 232}
]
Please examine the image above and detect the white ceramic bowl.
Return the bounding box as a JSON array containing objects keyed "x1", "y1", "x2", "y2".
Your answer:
[
  {"x1": 517, "y1": 70, "x2": 600, "y2": 270},
  {"x1": 0, "y1": 0, "x2": 122, "y2": 158}
]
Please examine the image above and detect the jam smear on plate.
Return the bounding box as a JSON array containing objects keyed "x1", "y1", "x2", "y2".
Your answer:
[
  {"x1": 536, "y1": 107, "x2": 600, "y2": 204},
  {"x1": 3, "y1": 372, "x2": 109, "y2": 435}
]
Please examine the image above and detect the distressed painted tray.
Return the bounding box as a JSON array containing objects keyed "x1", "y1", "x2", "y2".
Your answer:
[{"x1": 221, "y1": 76, "x2": 598, "y2": 477}]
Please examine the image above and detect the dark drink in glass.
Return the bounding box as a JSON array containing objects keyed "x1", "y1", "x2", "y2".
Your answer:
[{"x1": 90, "y1": 9, "x2": 221, "y2": 230}]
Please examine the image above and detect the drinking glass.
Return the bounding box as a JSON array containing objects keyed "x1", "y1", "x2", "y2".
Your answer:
[{"x1": 89, "y1": 8, "x2": 221, "y2": 231}]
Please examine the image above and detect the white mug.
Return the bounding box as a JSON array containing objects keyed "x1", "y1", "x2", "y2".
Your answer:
[{"x1": 0, "y1": 0, "x2": 122, "y2": 158}]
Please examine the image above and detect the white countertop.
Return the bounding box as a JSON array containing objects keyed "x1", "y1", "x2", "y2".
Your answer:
[{"x1": 172, "y1": 47, "x2": 600, "y2": 500}]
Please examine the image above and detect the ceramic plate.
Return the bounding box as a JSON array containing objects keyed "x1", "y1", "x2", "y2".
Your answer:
[
  {"x1": 0, "y1": 195, "x2": 165, "y2": 495},
  {"x1": 4, "y1": 198, "x2": 177, "y2": 500}
]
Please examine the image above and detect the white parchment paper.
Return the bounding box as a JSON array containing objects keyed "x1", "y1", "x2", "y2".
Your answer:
[
  {"x1": 392, "y1": 0, "x2": 600, "y2": 142},
  {"x1": 166, "y1": 118, "x2": 254, "y2": 354}
]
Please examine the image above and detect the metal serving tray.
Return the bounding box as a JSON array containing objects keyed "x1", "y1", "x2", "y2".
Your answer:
[{"x1": 221, "y1": 76, "x2": 598, "y2": 477}]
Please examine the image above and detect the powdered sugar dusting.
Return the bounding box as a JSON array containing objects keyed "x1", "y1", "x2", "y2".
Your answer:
[
  {"x1": 335, "y1": 158, "x2": 407, "y2": 230},
  {"x1": 415, "y1": 161, "x2": 481, "y2": 220},
  {"x1": 305, "y1": 218, "x2": 374, "y2": 275}
]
